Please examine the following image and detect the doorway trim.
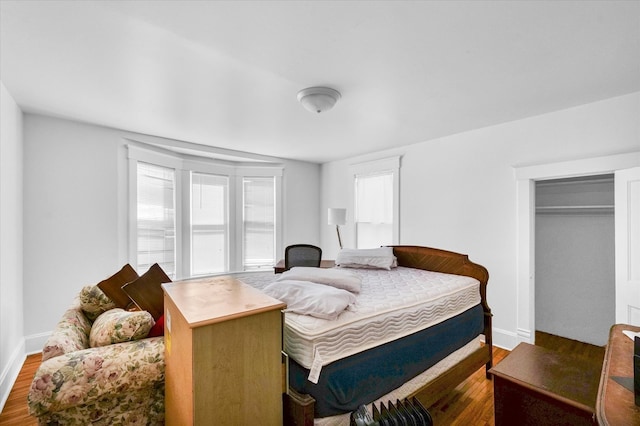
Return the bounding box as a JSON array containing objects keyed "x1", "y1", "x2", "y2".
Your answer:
[{"x1": 514, "y1": 151, "x2": 640, "y2": 345}]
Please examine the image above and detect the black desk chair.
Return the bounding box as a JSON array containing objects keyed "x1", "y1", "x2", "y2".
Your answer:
[{"x1": 284, "y1": 244, "x2": 322, "y2": 271}]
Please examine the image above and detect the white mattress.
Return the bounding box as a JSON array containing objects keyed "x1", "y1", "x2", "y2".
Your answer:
[{"x1": 237, "y1": 266, "x2": 480, "y2": 369}]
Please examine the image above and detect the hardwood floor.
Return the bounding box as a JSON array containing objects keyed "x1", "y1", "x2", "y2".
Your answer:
[
  {"x1": 428, "y1": 332, "x2": 605, "y2": 426},
  {"x1": 0, "y1": 353, "x2": 40, "y2": 426},
  {"x1": 0, "y1": 333, "x2": 605, "y2": 425},
  {"x1": 428, "y1": 346, "x2": 509, "y2": 426},
  {"x1": 534, "y1": 330, "x2": 606, "y2": 364}
]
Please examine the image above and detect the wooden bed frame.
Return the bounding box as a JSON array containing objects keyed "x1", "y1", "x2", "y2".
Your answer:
[{"x1": 283, "y1": 245, "x2": 493, "y2": 426}]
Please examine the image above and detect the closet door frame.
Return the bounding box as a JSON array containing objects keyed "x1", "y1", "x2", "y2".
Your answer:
[{"x1": 514, "y1": 152, "x2": 640, "y2": 346}]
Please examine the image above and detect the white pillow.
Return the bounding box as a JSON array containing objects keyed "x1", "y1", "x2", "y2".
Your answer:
[
  {"x1": 263, "y1": 280, "x2": 356, "y2": 320},
  {"x1": 277, "y1": 266, "x2": 362, "y2": 293},
  {"x1": 335, "y1": 247, "x2": 397, "y2": 270}
]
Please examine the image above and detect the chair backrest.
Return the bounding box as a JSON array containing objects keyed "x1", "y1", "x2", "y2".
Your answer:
[{"x1": 285, "y1": 244, "x2": 322, "y2": 270}]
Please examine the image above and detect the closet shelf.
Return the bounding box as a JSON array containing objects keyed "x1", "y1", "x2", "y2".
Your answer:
[{"x1": 536, "y1": 205, "x2": 614, "y2": 215}]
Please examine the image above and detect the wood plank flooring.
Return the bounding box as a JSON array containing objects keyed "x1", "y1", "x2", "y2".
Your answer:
[
  {"x1": 0, "y1": 353, "x2": 40, "y2": 426},
  {"x1": 0, "y1": 333, "x2": 605, "y2": 425},
  {"x1": 428, "y1": 346, "x2": 509, "y2": 426}
]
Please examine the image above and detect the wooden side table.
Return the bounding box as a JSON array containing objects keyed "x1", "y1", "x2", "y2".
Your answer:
[
  {"x1": 490, "y1": 343, "x2": 600, "y2": 426},
  {"x1": 597, "y1": 324, "x2": 640, "y2": 425},
  {"x1": 273, "y1": 259, "x2": 335, "y2": 274}
]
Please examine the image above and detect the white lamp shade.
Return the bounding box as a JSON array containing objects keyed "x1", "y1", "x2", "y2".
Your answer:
[{"x1": 328, "y1": 208, "x2": 346, "y2": 226}]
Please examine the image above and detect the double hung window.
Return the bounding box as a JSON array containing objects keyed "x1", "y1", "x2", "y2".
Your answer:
[
  {"x1": 136, "y1": 162, "x2": 176, "y2": 276},
  {"x1": 243, "y1": 177, "x2": 276, "y2": 271},
  {"x1": 351, "y1": 157, "x2": 400, "y2": 248},
  {"x1": 191, "y1": 173, "x2": 228, "y2": 276}
]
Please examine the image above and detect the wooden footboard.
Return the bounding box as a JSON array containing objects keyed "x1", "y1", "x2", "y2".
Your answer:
[
  {"x1": 410, "y1": 344, "x2": 492, "y2": 407},
  {"x1": 392, "y1": 245, "x2": 493, "y2": 376},
  {"x1": 283, "y1": 245, "x2": 492, "y2": 425}
]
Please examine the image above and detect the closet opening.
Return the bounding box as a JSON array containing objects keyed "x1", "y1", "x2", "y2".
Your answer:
[{"x1": 534, "y1": 174, "x2": 615, "y2": 346}]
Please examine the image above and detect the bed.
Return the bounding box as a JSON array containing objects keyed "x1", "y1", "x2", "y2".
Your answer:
[{"x1": 239, "y1": 245, "x2": 492, "y2": 425}]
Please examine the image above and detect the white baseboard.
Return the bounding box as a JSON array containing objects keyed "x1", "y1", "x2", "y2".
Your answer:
[
  {"x1": 492, "y1": 327, "x2": 520, "y2": 351},
  {"x1": 517, "y1": 327, "x2": 534, "y2": 344},
  {"x1": 0, "y1": 332, "x2": 48, "y2": 413},
  {"x1": 0, "y1": 339, "x2": 26, "y2": 413},
  {"x1": 25, "y1": 331, "x2": 50, "y2": 355}
]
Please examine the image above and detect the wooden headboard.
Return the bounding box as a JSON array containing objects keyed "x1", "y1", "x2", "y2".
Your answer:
[{"x1": 390, "y1": 245, "x2": 490, "y2": 311}]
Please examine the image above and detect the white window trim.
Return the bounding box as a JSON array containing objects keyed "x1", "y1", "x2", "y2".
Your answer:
[
  {"x1": 127, "y1": 141, "x2": 283, "y2": 278},
  {"x1": 349, "y1": 156, "x2": 401, "y2": 246}
]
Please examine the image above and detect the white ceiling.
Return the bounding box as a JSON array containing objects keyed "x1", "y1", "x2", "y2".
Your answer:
[{"x1": 1, "y1": 1, "x2": 639, "y2": 164}]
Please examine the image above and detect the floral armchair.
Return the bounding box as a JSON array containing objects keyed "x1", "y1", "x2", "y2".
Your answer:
[{"x1": 27, "y1": 284, "x2": 165, "y2": 425}]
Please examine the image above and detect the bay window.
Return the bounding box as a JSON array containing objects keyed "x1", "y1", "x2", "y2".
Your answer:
[{"x1": 128, "y1": 142, "x2": 282, "y2": 279}]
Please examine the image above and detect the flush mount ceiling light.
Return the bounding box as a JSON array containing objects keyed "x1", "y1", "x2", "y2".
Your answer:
[{"x1": 297, "y1": 87, "x2": 341, "y2": 113}]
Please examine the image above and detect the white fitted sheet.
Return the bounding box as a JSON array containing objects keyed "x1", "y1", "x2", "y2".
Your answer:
[{"x1": 237, "y1": 267, "x2": 480, "y2": 368}]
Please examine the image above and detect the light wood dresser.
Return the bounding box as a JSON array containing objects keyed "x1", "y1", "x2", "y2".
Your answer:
[{"x1": 162, "y1": 275, "x2": 286, "y2": 425}]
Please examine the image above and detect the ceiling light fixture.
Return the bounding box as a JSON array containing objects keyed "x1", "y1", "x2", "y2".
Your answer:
[{"x1": 297, "y1": 87, "x2": 341, "y2": 114}]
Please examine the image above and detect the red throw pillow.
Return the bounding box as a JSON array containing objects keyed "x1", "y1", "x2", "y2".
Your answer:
[{"x1": 148, "y1": 314, "x2": 165, "y2": 337}]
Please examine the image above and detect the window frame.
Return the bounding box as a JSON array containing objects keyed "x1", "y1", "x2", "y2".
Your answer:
[
  {"x1": 127, "y1": 142, "x2": 283, "y2": 279},
  {"x1": 190, "y1": 171, "x2": 230, "y2": 277},
  {"x1": 349, "y1": 156, "x2": 401, "y2": 247},
  {"x1": 135, "y1": 161, "x2": 178, "y2": 277}
]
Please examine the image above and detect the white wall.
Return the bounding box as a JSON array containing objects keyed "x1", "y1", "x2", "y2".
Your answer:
[
  {"x1": 536, "y1": 213, "x2": 615, "y2": 346},
  {"x1": 534, "y1": 177, "x2": 615, "y2": 346},
  {"x1": 281, "y1": 160, "x2": 322, "y2": 248},
  {"x1": 22, "y1": 114, "x2": 320, "y2": 350},
  {"x1": 0, "y1": 81, "x2": 24, "y2": 409},
  {"x1": 321, "y1": 92, "x2": 640, "y2": 350}
]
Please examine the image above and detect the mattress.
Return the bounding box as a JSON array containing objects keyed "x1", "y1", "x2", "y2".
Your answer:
[
  {"x1": 314, "y1": 336, "x2": 483, "y2": 426},
  {"x1": 238, "y1": 267, "x2": 480, "y2": 369},
  {"x1": 288, "y1": 304, "x2": 484, "y2": 417}
]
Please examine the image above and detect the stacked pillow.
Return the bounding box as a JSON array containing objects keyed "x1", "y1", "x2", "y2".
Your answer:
[
  {"x1": 335, "y1": 247, "x2": 397, "y2": 270},
  {"x1": 263, "y1": 247, "x2": 398, "y2": 321},
  {"x1": 79, "y1": 263, "x2": 171, "y2": 346},
  {"x1": 96, "y1": 264, "x2": 139, "y2": 310},
  {"x1": 263, "y1": 280, "x2": 356, "y2": 321},
  {"x1": 263, "y1": 266, "x2": 363, "y2": 321}
]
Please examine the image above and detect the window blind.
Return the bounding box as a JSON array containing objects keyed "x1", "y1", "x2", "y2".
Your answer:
[
  {"x1": 191, "y1": 172, "x2": 228, "y2": 275},
  {"x1": 137, "y1": 162, "x2": 176, "y2": 277},
  {"x1": 243, "y1": 177, "x2": 275, "y2": 270}
]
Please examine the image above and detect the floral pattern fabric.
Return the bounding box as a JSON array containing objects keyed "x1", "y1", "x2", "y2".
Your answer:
[
  {"x1": 41, "y1": 299, "x2": 93, "y2": 362},
  {"x1": 89, "y1": 308, "x2": 155, "y2": 347},
  {"x1": 29, "y1": 337, "x2": 165, "y2": 424},
  {"x1": 79, "y1": 285, "x2": 117, "y2": 321},
  {"x1": 29, "y1": 288, "x2": 165, "y2": 425},
  {"x1": 32, "y1": 385, "x2": 164, "y2": 426}
]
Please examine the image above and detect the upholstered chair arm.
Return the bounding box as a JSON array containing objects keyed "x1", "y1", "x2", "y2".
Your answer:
[{"x1": 28, "y1": 336, "x2": 164, "y2": 417}]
